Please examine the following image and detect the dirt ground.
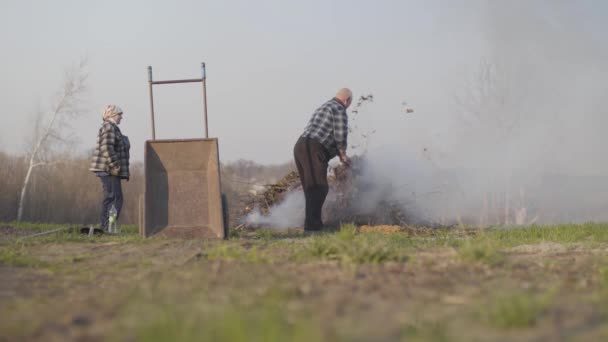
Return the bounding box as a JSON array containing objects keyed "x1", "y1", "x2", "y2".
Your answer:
[{"x1": 2, "y1": 224, "x2": 608, "y2": 341}]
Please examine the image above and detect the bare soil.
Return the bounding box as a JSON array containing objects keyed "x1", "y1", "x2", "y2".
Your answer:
[{"x1": 1, "y1": 227, "x2": 608, "y2": 341}]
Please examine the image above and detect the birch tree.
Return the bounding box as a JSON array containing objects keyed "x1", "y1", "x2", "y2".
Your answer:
[{"x1": 17, "y1": 59, "x2": 88, "y2": 222}]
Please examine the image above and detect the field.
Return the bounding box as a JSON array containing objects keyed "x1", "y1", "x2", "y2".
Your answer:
[{"x1": 2, "y1": 223, "x2": 608, "y2": 341}]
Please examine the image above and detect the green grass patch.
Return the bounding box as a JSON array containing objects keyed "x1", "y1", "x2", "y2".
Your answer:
[
  {"x1": 2, "y1": 221, "x2": 139, "y2": 235},
  {"x1": 123, "y1": 289, "x2": 321, "y2": 342},
  {"x1": 251, "y1": 228, "x2": 309, "y2": 241},
  {"x1": 6, "y1": 223, "x2": 144, "y2": 246},
  {"x1": 254, "y1": 228, "x2": 276, "y2": 241},
  {"x1": 228, "y1": 227, "x2": 246, "y2": 239},
  {"x1": 207, "y1": 224, "x2": 412, "y2": 264},
  {"x1": 457, "y1": 223, "x2": 608, "y2": 265},
  {"x1": 135, "y1": 303, "x2": 320, "y2": 342},
  {"x1": 480, "y1": 290, "x2": 555, "y2": 329},
  {"x1": 0, "y1": 244, "x2": 48, "y2": 267},
  {"x1": 458, "y1": 239, "x2": 505, "y2": 266},
  {"x1": 303, "y1": 224, "x2": 409, "y2": 264},
  {"x1": 482, "y1": 223, "x2": 608, "y2": 247}
]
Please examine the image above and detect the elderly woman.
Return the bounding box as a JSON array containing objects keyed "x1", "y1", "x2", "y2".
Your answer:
[{"x1": 90, "y1": 105, "x2": 130, "y2": 232}]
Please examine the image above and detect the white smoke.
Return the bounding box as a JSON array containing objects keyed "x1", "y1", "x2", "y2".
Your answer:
[
  {"x1": 348, "y1": 2, "x2": 608, "y2": 225},
  {"x1": 245, "y1": 190, "x2": 305, "y2": 230},
  {"x1": 246, "y1": 1, "x2": 608, "y2": 227}
]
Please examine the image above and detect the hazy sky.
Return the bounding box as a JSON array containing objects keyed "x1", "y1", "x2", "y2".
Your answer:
[{"x1": 1, "y1": 0, "x2": 606, "y2": 165}]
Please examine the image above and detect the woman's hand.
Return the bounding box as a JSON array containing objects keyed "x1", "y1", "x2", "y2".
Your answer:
[{"x1": 110, "y1": 165, "x2": 121, "y2": 176}]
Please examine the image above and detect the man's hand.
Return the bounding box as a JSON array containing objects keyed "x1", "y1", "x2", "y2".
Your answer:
[{"x1": 339, "y1": 150, "x2": 351, "y2": 167}]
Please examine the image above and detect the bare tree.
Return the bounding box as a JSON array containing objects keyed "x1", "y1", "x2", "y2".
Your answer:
[
  {"x1": 17, "y1": 59, "x2": 88, "y2": 222},
  {"x1": 454, "y1": 57, "x2": 542, "y2": 226}
]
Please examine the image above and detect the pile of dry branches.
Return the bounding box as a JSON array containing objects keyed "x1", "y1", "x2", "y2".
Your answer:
[
  {"x1": 238, "y1": 156, "x2": 411, "y2": 229},
  {"x1": 242, "y1": 170, "x2": 302, "y2": 216}
]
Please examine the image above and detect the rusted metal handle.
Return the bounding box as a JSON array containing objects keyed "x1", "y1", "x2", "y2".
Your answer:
[{"x1": 147, "y1": 64, "x2": 209, "y2": 140}]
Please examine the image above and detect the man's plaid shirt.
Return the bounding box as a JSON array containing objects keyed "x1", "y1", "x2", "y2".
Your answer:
[{"x1": 301, "y1": 98, "x2": 348, "y2": 158}]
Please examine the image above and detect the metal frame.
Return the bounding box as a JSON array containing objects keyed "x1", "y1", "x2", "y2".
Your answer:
[
  {"x1": 142, "y1": 63, "x2": 225, "y2": 238},
  {"x1": 147, "y1": 63, "x2": 208, "y2": 139}
]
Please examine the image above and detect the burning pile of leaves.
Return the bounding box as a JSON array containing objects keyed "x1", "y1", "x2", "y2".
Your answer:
[{"x1": 238, "y1": 156, "x2": 411, "y2": 230}]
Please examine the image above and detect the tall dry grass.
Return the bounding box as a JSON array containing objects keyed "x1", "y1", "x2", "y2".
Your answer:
[
  {"x1": 0, "y1": 151, "x2": 143, "y2": 224},
  {"x1": 0, "y1": 150, "x2": 293, "y2": 226}
]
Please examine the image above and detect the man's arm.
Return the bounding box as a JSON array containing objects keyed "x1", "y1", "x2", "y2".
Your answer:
[{"x1": 332, "y1": 105, "x2": 350, "y2": 165}]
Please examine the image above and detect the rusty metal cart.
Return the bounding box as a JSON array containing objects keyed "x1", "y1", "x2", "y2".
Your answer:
[{"x1": 141, "y1": 63, "x2": 226, "y2": 238}]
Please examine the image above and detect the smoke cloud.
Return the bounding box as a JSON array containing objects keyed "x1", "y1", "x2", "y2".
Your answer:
[
  {"x1": 247, "y1": 1, "x2": 608, "y2": 229},
  {"x1": 245, "y1": 191, "x2": 305, "y2": 230},
  {"x1": 356, "y1": 1, "x2": 608, "y2": 225}
]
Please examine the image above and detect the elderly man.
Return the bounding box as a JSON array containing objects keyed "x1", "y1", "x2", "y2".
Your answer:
[{"x1": 294, "y1": 88, "x2": 352, "y2": 232}]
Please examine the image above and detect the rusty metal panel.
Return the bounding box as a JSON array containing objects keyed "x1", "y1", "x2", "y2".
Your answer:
[{"x1": 143, "y1": 139, "x2": 224, "y2": 238}]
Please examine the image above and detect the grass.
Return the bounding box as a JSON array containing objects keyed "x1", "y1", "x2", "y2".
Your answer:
[
  {"x1": 593, "y1": 262, "x2": 608, "y2": 310},
  {"x1": 4, "y1": 221, "x2": 72, "y2": 232},
  {"x1": 480, "y1": 290, "x2": 555, "y2": 329},
  {"x1": 3, "y1": 222, "x2": 608, "y2": 269},
  {"x1": 3, "y1": 221, "x2": 608, "y2": 341},
  {"x1": 0, "y1": 244, "x2": 48, "y2": 267},
  {"x1": 203, "y1": 243, "x2": 268, "y2": 263},
  {"x1": 1, "y1": 222, "x2": 143, "y2": 246},
  {"x1": 458, "y1": 239, "x2": 505, "y2": 266},
  {"x1": 454, "y1": 223, "x2": 608, "y2": 266},
  {"x1": 131, "y1": 295, "x2": 321, "y2": 342},
  {"x1": 6, "y1": 221, "x2": 607, "y2": 252},
  {"x1": 2, "y1": 221, "x2": 139, "y2": 233},
  {"x1": 480, "y1": 223, "x2": 608, "y2": 247},
  {"x1": 302, "y1": 224, "x2": 409, "y2": 264},
  {"x1": 0, "y1": 222, "x2": 144, "y2": 268}
]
